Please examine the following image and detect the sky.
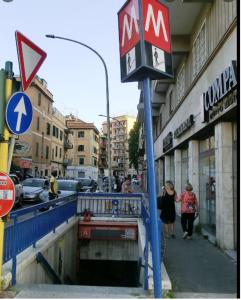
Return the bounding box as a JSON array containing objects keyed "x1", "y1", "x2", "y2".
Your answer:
[{"x1": 0, "y1": 0, "x2": 140, "y2": 130}]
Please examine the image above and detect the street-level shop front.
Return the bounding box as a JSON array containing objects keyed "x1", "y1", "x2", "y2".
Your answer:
[{"x1": 154, "y1": 54, "x2": 237, "y2": 250}]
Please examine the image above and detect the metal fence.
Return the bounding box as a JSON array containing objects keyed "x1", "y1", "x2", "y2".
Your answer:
[
  {"x1": 4, "y1": 195, "x2": 77, "y2": 263},
  {"x1": 77, "y1": 192, "x2": 143, "y2": 217}
]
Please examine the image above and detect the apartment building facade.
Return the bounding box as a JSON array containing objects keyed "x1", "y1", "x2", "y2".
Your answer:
[
  {"x1": 12, "y1": 76, "x2": 70, "y2": 178},
  {"x1": 102, "y1": 115, "x2": 136, "y2": 177},
  {"x1": 138, "y1": 0, "x2": 237, "y2": 250},
  {"x1": 65, "y1": 115, "x2": 99, "y2": 180}
]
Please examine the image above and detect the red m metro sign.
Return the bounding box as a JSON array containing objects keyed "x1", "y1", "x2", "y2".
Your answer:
[{"x1": 118, "y1": 0, "x2": 173, "y2": 82}]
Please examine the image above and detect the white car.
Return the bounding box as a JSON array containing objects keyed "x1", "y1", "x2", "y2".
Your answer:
[{"x1": 9, "y1": 174, "x2": 24, "y2": 207}]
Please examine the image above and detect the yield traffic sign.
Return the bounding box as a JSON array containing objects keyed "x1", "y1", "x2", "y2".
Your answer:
[
  {"x1": 0, "y1": 172, "x2": 15, "y2": 217},
  {"x1": 15, "y1": 31, "x2": 47, "y2": 91},
  {"x1": 5, "y1": 92, "x2": 33, "y2": 135}
]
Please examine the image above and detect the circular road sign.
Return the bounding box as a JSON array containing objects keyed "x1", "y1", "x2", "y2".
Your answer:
[
  {"x1": 5, "y1": 92, "x2": 33, "y2": 135},
  {"x1": 0, "y1": 172, "x2": 15, "y2": 217}
]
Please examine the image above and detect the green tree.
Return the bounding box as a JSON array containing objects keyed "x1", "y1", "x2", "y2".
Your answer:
[{"x1": 128, "y1": 121, "x2": 140, "y2": 173}]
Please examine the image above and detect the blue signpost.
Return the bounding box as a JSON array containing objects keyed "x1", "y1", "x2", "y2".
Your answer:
[
  {"x1": 118, "y1": 0, "x2": 173, "y2": 297},
  {"x1": 5, "y1": 92, "x2": 33, "y2": 135}
]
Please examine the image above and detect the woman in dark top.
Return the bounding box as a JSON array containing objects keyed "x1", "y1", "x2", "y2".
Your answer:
[{"x1": 158, "y1": 180, "x2": 177, "y2": 238}]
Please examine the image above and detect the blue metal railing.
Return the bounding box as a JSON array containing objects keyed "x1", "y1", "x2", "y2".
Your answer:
[
  {"x1": 77, "y1": 192, "x2": 143, "y2": 217},
  {"x1": 3, "y1": 194, "x2": 78, "y2": 285}
]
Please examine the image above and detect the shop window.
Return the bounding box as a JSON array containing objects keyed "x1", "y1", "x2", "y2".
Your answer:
[
  {"x1": 170, "y1": 155, "x2": 175, "y2": 183},
  {"x1": 199, "y1": 136, "x2": 216, "y2": 234},
  {"x1": 193, "y1": 21, "x2": 206, "y2": 78}
]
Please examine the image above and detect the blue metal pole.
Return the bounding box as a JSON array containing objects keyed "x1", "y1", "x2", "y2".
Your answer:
[{"x1": 143, "y1": 77, "x2": 162, "y2": 298}]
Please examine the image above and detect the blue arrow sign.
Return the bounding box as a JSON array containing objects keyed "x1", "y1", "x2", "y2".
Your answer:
[{"x1": 5, "y1": 92, "x2": 33, "y2": 135}]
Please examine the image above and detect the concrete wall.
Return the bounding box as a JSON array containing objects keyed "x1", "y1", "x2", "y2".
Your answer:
[
  {"x1": 79, "y1": 240, "x2": 138, "y2": 261},
  {"x1": 2, "y1": 217, "x2": 78, "y2": 290}
]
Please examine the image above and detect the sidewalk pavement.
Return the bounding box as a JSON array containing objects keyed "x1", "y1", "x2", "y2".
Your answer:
[{"x1": 163, "y1": 217, "x2": 237, "y2": 298}]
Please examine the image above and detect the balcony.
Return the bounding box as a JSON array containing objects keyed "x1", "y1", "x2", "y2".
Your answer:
[
  {"x1": 63, "y1": 158, "x2": 73, "y2": 166},
  {"x1": 64, "y1": 141, "x2": 73, "y2": 149}
]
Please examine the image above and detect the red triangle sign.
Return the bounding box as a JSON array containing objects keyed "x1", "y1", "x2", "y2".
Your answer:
[{"x1": 15, "y1": 31, "x2": 47, "y2": 91}]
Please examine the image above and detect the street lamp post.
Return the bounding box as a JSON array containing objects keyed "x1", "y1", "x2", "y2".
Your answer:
[{"x1": 46, "y1": 34, "x2": 112, "y2": 192}]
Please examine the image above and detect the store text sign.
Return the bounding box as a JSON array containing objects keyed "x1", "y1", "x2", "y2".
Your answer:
[
  {"x1": 118, "y1": 0, "x2": 173, "y2": 82},
  {"x1": 203, "y1": 61, "x2": 237, "y2": 122}
]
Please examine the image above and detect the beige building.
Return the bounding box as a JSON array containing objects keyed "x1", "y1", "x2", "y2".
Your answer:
[
  {"x1": 65, "y1": 115, "x2": 99, "y2": 180},
  {"x1": 13, "y1": 76, "x2": 53, "y2": 178},
  {"x1": 102, "y1": 115, "x2": 136, "y2": 177},
  {"x1": 12, "y1": 76, "x2": 70, "y2": 178},
  {"x1": 137, "y1": 0, "x2": 237, "y2": 250}
]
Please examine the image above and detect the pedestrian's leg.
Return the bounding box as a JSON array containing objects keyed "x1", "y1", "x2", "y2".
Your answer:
[
  {"x1": 164, "y1": 224, "x2": 169, "y2": 238},
  {"x1": 187, "y1": 213, "x2": 195, "y2": 237},
  {"x1": 181, "y1": 213, "x2": 187, "y2": 232},
  {"x1": 181, "y1": 213, "x2": 188, "y2": 239}
]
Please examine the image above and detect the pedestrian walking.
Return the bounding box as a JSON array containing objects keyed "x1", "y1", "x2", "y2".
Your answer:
[
  {"x1": 121, "y1": 176, "x2": 134, "y2": 193},
  {"x1": 157, "y1": 180, "x2": 177, "y2": 238},
  {"x1": 177, "y1": 182, "x2": 198, "y2": 239},
  {"x1": 49, "y1": 170, "x2": 58, "y2": 200}
]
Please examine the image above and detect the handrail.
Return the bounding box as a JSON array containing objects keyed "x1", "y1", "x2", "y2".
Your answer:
[{"x1": 4, "y1": 194, "x2": 78, "y2": 285}]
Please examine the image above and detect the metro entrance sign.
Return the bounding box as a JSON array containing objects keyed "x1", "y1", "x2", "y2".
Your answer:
[
  {"x1": 0, "y1": 172, "x2": 15, "y2": 217},
  {"x1": 118, "y1": 0, "x2": 173, "y2": 82},
  {"x1": 118, "y1": 0, "x2": 173, "y2": 297},
  {"x1": 15, "y1": 31, "x2": 47, "y2": 91}
]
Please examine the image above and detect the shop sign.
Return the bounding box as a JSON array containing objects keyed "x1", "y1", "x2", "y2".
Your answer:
[
  {"x1": 203, "y1": 60, "x2": 237, "y2": 122},
  {"x1": 163, "y1": 132, "x2": 173, "y2": 153},
  {"x1": 209, "y1": 90, "x2": 237, "y2": 121},
  {"x1": 174, "y1": 115, "x2": 194, "y2": 139}
]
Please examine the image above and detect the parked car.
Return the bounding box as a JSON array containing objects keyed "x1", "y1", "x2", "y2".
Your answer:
[
  {"x1": 39, "y1": 179, "x2": 83, "y2": 203},
  {"x1": 22, "y1": 178, "x2": 49, "y2": 203},
  {"x1": 75, "y1": 178, "x2": 97, "y2": 192},
  {"x1": 9, "y1": 174, "x2": 24, "y2": 207}
]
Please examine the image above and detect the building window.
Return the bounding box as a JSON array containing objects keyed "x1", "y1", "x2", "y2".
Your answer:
[
  {"x1": 56, "y1": 128, "x2": 59, "y2": 139},
  {"x1": 46, "y1": 146, "x2": 49, "y2": 159},
  {"x1": 79, "y1": 157, "x2": 84, "y2": 165},
  {"x1": 59, "y1": 148, "x2": 62, "y2": 158},
  {"x1": 46, "y1": 123, "x2": 51, "y2": 135},
  {"x1": 177, "y1": 64, "x2": 185, "y2": 102},
  {"x1": 93, "y1": 157, "x2": 97, "y2": 167},
  {"x1": 47, "y1": 103, "x2": 50, "y2": 113},
  {"x1": 52, "y1": 149, "x2": 54, "y2": 160},
  {"x1": 37, "y1": 117, "x2": 40, "y2": 131},
  {"x1": 78, "y1": 145, "x2": 84, "y2": 152},
  {"x1": 55, "y1": 146, "x2": 58, "y2": 157},
  {"x1": 36, "y1": 142, "x2": 39, "y2": 157},
  {"x1": 93, "y1": 147, "x2": 97, "y2": 154},
  {"x1": 193, "y1": 22, "x2": 206, "y2": 78},
  {"x1": 169, "y1": 90, "x2": 173, "y2": 116},
  {"x1": 78, "y1": 131, "x2": 85, "y2": 138},
  {"x1": 53, "y1": 125, "x2": 56, "y2": 136},
  {"x1": 60, "y1": 130, "x2": 63, "y2": 141},
  {"x1": 38, "y1": 93, "x2": 41, "y2": 106}
]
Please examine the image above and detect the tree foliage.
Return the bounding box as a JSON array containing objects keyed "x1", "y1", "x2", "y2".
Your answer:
[{"x1": 128, "y1": 121, "x2": 140, "y2": 173}]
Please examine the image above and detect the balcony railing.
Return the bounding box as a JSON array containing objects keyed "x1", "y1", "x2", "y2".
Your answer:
[
  {"x1": 63, "y1": 158, "x2": 73, "y2": 166},
  {"x1": 64, "y1": 141, "x2": 73, "y2": 149}
]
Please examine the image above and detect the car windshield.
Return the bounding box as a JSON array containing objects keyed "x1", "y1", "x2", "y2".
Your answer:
[
  {"x1": 58, "y1": 181, "x2": 77, "y2": 191},
  {"x1": 22, "y1": 179, "x2": 45, "y2": 187},
  {"x1": 79, "y1": 179, "x2": 91, "y2": 186}
]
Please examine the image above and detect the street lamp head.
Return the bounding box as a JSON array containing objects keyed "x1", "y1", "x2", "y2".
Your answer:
[{"x1": 45, "y1": 34, "x2": 55, "y2": 39}]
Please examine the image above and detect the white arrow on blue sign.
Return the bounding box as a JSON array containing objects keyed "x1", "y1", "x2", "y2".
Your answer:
[{"x1": 5, "y1": 92, "x2": 33, "y2": 135}]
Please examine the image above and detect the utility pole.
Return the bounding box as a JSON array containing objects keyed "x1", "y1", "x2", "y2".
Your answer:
[{"x1": 0, "y1": 61, "x2": 13, "y2": 290}]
